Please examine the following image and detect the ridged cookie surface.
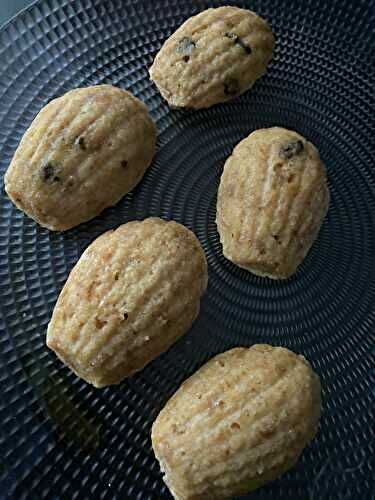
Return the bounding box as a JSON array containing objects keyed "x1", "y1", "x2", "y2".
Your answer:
[
  {"x1": 152, "y1": 344, "x2": 321, "y2": 500},
  {"x1": 5, "y1": 85, "x2": 156, "y2": 230},
  {"x1": 217, "y1": 127, "x2": 329, "y2": 279},
  {"x1": 47, "y1": 218, "x2": 208, "y2": 387},
  {"x1": 149, "y1": 7, "x2": 274, "y2": 109}
]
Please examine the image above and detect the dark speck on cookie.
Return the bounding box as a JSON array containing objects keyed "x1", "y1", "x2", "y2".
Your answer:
[
  {"x1": 279, "y1": 140, "x2": 304, "y2": 160},
  {"x1": 76, "y1": 136, "x2": 87, "y2": 150},
  {"x1": 224, "y1": 78, "x2": 240, "y2": 96},
  {"x1": 225, "y1": 32, "x2": 252, "y2": 55},
  {"x1": 176, "y1": 37, "x2": 196, "y2": 55},
  {"x1": 41, "y1": 162, "x2": 61, "y2": 183}
]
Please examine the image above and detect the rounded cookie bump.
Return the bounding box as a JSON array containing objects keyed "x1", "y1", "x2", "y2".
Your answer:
[
  {"x1": 149, "y1": 6, "x2": 275, "y2": 109},
  {"x1": 4, "y1": 85, "x2": 156, "y2": 231},
  {"x1": 152, "y1": 344, "x2": 321, "y2": 500},
  {"x1": 46, "y1": 218, "x2": 208, "y2": 387},
  {"x1": 216, "y1": 127, "x2": 330, "y2": 279}
]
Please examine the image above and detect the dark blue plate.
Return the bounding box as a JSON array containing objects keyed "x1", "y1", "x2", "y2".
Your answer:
[{"x1": 0, "y1": 0, "x2": 374, "y2": 498}]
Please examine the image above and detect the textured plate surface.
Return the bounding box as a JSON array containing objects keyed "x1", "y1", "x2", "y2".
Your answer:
[{"x1": 0, "y1": 0, "x2": 374, "y2": 499}]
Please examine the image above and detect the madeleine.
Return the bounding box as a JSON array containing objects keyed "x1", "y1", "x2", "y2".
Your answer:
[
  {"x1": 5, "y1": 85, "x2": 156, "y2": 230},
  {"x1": 47, "y1": 218, "x2": 208, "y2": 387}
]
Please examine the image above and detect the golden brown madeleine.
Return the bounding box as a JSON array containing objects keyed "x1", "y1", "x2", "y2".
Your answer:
[
  {"x1": 149, "y1": 7, "x2": 274, "y2": 109},
  {"x1": 47, "y1": 218, "x2": 208, "y2": 387},
  {"x1": 5, "y1": 85, "x2": 156, "y2": 231},
  {"x1": 152, "y1": 345, "x2": 321, "y2": 500},
  {"x1": 217, "y1": 127, "x2": 329, "y2": 279}
]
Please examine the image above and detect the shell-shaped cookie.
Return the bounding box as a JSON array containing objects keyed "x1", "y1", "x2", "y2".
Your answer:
[
  {"x1": 149, "y1": 7, "x2": 274, "y2": 109},
  {"x1": 47, "y1": 218, "x2": 208, "y2": 387},
  {"x1": 5, "y1": 85, "x2": 156, "y2": 231},
  {"x1": 152, "y1": 344, "x2": 321, "y2": 500},
  {"x1": 217, "y1": 127, "x2": 329, "y2": 279}
]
